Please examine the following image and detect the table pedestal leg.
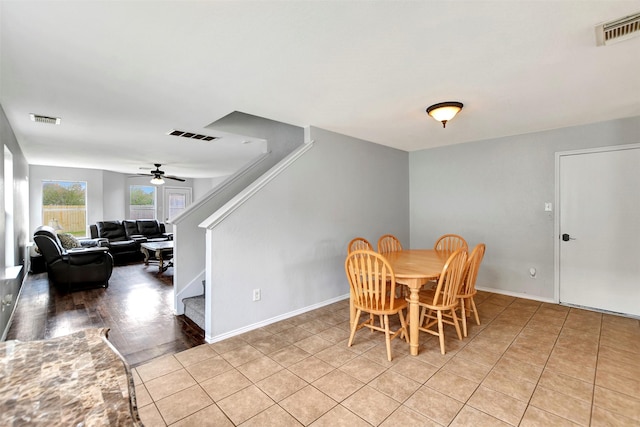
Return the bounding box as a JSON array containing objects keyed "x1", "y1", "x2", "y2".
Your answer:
[{"x1": 408, "y1": 286, "x2": 420, "y2": 356}]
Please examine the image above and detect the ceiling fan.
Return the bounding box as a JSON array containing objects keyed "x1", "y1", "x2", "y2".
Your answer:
[{"x1": 138, "y1": 164, "x2": 185, "y2": 185}]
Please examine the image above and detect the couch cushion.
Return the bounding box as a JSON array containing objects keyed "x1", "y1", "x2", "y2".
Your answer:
[
  {"x1": 96, "y1": 221, "x2": 127, "y2": 242},
  {"x1": 123, "y1": 220, "x2": 140, "y2": 239},
  {"x1": 136, "y1": 220, "x2": 162, "y2": 237}
]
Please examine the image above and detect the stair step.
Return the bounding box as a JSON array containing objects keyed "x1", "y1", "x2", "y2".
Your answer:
[{"x1": 182, "y1": 294, "x2": 205, "y2": 331}]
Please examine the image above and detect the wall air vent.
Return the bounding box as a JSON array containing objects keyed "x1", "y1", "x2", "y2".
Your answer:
[
  {"x1": 167, "y1": 129, "x2": 218, "y2": 141},
  {"x1": 30, "y1": 113, "x2": 61, "y2": 125},
  {"x1": 596, "y1": 11, "x2": 640, "y2": 46}
]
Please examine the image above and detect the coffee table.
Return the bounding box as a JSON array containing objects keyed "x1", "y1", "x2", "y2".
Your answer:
[{"x1": 140, "y1": 241, "x2": 174, "y2": 274}]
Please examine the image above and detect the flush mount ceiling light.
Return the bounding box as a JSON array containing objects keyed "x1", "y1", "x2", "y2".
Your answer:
[
  {"x1": 426, "y1": 102, "x2": 463, "y2": 128},
  {"x1": 30, "y1": 113, "x2": 61, "y2": 125}
]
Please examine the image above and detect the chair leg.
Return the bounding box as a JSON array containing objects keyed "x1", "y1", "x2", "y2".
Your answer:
[
  {"x1": 348, "y1": 309, "x2": 362, "y2": 347},
  {"x1": 437, "y1": 310, "x2": 446, "y2": 355},
  {"x1": 451, "y1": 308, "x2": 463, "y2": 340},
  {"x1": 459, "y1": 298, "x2": 468, "y2": 338},
  {"x1": 398, "y1": 310, "x2": 409, "y2": 343},
  {"x1": 384, "y1": 315, "x2": 392, "y2": 362},
  {"x1": 470, "y1": 297, "x2": 480, "y2": 325}
]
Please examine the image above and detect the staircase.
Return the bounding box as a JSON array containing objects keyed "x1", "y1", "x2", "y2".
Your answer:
[
  {"x1": 182, "y1": 279, "x2": 205, "y2": 330},
  {"x1": 182, "y1": 294, "x2": 205, "y2": 330}
]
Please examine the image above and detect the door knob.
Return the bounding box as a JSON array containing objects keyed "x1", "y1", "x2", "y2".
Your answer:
[{"x1": 561, "y1": 233, "x2": 576, "y2": 241}]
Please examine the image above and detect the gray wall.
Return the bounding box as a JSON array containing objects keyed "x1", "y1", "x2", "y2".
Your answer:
[
  {"x1": 0, "y1": 104, "x2": 30, "y2": 339},
  {"x1": 409, "y1": 116, "x2": 640, "y2": 301},
  {"x1": 207, "y1": 126, "x2": 409, "y2": 338}
]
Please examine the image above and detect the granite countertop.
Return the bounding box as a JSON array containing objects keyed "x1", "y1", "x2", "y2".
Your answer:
[{"x1": 0, "y1": 328, "x2": 142, "y2": 426}]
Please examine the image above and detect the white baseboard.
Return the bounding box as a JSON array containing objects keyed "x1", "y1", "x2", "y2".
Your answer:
[
  {"x1": 205, "y1": 293, "x2": 350, "y2": 343},
  {"x1": 476, "y1": 286, "x2": 555, "y2": 304}
]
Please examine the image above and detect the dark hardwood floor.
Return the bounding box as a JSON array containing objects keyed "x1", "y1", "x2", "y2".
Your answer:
[{"x1": 6, "y1": 260, "x2": 205, "y2": 367}]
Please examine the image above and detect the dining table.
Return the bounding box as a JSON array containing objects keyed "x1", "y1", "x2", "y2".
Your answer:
[{"x1": 349, "y1": 249, "x2": 450, "y2": 356}]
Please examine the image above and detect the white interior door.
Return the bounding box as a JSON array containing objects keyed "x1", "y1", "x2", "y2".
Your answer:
[
  {"x1": 558, "y1": 145, "x2": 640, "y2": 316},
  {"x1": 163, "y1": 187, "x2": 192, "y2": 232}
]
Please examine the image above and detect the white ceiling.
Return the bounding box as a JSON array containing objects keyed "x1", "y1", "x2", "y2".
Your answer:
[{"x1": 2, "y1": 1, "x2": 639, "y2": 179}]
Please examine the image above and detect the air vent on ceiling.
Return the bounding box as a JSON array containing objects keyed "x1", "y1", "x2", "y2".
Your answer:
[
  {"x1": 30, "y1": 113, "x2": 61, "y2": 125},
  {"x1": 167, "y1": 129, "x2": 218, "y2": 141},
  {"x1": 596, "y1": 11, "x2": 640, "y2": 46}
]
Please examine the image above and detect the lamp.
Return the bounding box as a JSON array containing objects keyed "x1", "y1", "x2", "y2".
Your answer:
[
  {"x1": 150, "y1": 174, "x2": 165, "y2": 185},
  {"x1": 48, "y1": 218, "x2": 63, "y2": 231},
  {"x1": 426, "y1": 102, "x2": 463, "y2": 128}
]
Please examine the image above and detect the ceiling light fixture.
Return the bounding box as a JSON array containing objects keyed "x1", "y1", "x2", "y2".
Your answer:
[
  {"x1": 426, "y1": 102, "x2": 463, "y2": 128},
  {"x1": 150, "y1": 175, "x2": 165, "y2": 185}
]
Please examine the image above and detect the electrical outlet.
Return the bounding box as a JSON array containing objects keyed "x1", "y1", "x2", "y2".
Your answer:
[{"x1": 252, "y1": 288, "x2": 261, "y2": 301}]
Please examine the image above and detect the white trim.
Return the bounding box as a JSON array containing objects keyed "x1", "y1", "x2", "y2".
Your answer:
[
  {"x1": 1, "y1": 265, "x2": 24, "y2": 341},
  {"x1": 170, "y1": 152, "x2": 271, "y2": 224},
  {"x1": 554, "y1": 142, "x2": 640, "y2": 306},
  {"x1": 476, "y1": 285, "x2": 555, "y2": 304},
  {"x1": 559, "y1": 302, "x2": 640, "y2": 320},
  {"x1": 205, "y1": 292, "x2": 349, "y2": 343},
  {"x1": 200, "y1": 141, "x2": 315, "y2": 230}
]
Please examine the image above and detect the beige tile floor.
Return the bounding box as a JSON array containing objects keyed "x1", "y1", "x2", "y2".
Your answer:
[{"x1": 132, "y1": 292, "x2": 640, "y2": 426}]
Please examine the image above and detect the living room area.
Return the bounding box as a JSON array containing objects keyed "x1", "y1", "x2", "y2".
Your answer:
[{"x1": 6, "y1": 161, "x2": 213, "y2": 366}]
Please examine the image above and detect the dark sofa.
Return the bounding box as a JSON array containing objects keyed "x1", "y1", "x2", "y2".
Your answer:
[{"x1": 90, "y1": 219, "x2": 172, "y2": 261}]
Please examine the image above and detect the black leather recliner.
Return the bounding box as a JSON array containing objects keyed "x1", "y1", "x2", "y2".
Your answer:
[{"x1": 33, "y1": 225, "x2": 114, "y2": 292}]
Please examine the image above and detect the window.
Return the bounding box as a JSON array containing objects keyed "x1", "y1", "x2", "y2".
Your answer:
[
  {"x1": 42, "y1": 180, "x2": 87, "y2": 237},
  {"x1": 130, "y1": 185, "x2": 156, "y2": 219}
]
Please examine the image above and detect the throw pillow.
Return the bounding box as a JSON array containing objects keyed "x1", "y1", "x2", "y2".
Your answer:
[{"x1": 57, "y1": 232, "x2": 81, "y2": 250}]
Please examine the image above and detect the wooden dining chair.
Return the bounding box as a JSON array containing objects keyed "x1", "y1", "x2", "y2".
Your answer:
[
  {"x1": 348, "y1": 237, "x2": 373, "y2": 253},
  {"x1": 434, "y1": 234, "x2": 468, "y2": 253},
  {"x1": 417, "y1": 248, "x2": 468, "y2": 354},
  {"x1": 348, "y1": 237, "x2": 384, "y2": 328},
  {"x1": 345, "y1": 250, "x2": 409, "y2": 361},
  {"x1": 456, "y1": 243, "x2": 486, "y2": 337},
  {"x1": 377, "y1": 234, "x2": 403, "y2": 254}
]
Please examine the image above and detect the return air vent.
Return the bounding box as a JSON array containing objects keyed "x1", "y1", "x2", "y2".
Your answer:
[
  {"x1": 596, "y1": 11, "x2": 640, "y2": 46},
  {"x1": 167, "y1": 129, "x2": 218, "y2": 141},
  {"x1": 30, "y1": 113, "x2": 61, "y2": 125}
]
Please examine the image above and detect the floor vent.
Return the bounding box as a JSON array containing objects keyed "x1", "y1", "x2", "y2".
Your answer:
[
  {"x1": 596, "y1": 11, "x2": 640, "y2": 46},
  {"x1": 30, "y1": 113, "x2": 60, "y2": 125},
  {"x1": 167, "y1": 129, "x2": 218, "y2": 141}
]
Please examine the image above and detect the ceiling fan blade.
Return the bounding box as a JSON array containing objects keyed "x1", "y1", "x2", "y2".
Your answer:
[{"x1": 165, "y1": 175, "x2": 186, "y2": 182}]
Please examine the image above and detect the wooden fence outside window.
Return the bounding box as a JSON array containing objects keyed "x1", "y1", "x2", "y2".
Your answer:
[{"x1": 43, "y1": 205, "x2": 87, "y2": 236}]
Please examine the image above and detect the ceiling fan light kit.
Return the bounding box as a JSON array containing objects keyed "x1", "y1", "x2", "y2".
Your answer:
[
  {"x1": 138, "y1": 163, "x2": 185, "y2": 185},
  {"x1": 426, "y1": 102, "x2": 463, "y2": 128},
  {"x1": 150, "y1": 175, "x2": 165, "y2": 185}
]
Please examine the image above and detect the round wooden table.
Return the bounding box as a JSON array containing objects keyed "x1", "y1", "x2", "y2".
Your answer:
[{"x1": 349, "y1": 249, "x2": 449, "y2": 356}]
